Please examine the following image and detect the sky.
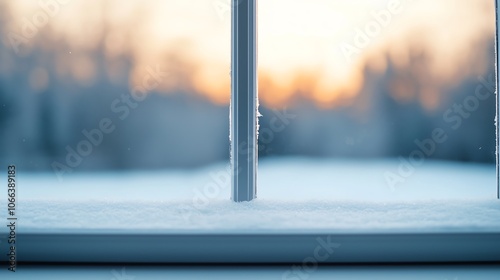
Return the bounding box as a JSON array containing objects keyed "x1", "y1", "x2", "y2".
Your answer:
[{"x1": 1, "y1": 0, "x2": 495, "y2": 108}]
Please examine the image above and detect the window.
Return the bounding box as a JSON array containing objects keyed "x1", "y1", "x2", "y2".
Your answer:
[{"x1": 0, "y1": 0, "x2": 499, "y2": 266}]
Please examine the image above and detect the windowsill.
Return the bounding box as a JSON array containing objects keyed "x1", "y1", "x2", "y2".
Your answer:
[
  {"x1": 8, "y1": 199, "x2": 500, "y2": 234},
  {"x1": 2, "y1": 158, "x2": 499, "y2": 263}
]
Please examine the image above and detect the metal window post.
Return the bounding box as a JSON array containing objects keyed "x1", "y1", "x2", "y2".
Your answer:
[{"x1": 231, "y1": 0, "x2": 258, "y2": 202}]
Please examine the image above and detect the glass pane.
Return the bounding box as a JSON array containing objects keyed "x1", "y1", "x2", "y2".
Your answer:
[
  {"x1": 256, "y1": 0, "x2": 496, "y2": 200},
  {"x1": 0, "y1": 0, "x2": 233, "y2": 202}
]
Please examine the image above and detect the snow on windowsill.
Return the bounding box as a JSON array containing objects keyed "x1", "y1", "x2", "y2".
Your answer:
[{"x1": 2, "y1": 158, "x2": 499, "y2": 234}]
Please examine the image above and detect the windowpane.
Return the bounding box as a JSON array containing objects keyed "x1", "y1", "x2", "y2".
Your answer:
[
  {"x1": 0, "y1": 0, "x2": 496, "y2": 236},
  {"x1": 0, "y1": 0, "x2": 231, "y2": 177},
  {"x1": 256, "y1": 0, "x2": 496, "y2": 200}
]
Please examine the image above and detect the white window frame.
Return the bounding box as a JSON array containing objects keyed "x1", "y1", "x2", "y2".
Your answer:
[
  {"x1": 7, "y1": 0, "x2": 500, "y2": 264},
  {"x1": 231, "y1": 0, "x2": 258, "y2": 202}
]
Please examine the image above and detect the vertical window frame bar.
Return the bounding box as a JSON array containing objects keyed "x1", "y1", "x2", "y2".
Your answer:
[{"x1": 231, "y1": 0, "x2": 258, "y2": 202}]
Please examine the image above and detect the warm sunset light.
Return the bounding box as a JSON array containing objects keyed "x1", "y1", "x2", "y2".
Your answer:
[
  {"x1": 1, "y1": 0, "x2": 494, "y2": 108},
  {"x1": 0, "y1": 0, "x2": 496, "y2": 211}
]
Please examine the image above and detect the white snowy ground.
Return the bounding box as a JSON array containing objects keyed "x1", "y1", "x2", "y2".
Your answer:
[{"x1": 1, "y1": 157, "x2": 499, "y2": 233}]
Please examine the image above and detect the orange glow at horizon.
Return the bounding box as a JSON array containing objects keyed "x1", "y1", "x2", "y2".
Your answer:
[{"x1": 1, "y1": 0, "x2": 494, "y2": 109}]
